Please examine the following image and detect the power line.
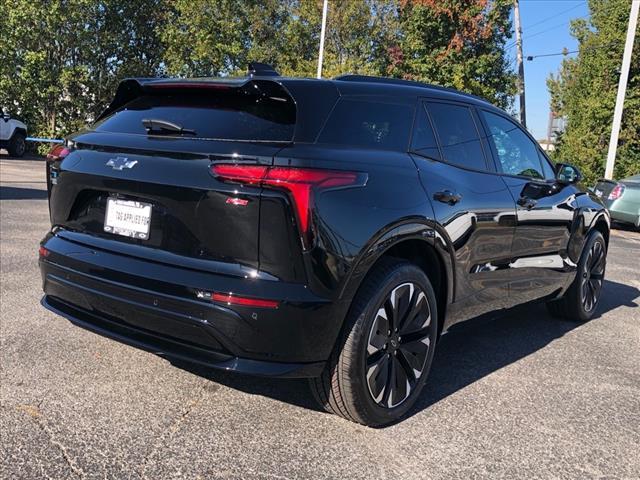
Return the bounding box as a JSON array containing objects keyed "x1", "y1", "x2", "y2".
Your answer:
[
  {"x1": 506, "y1": 15, "x2": 589, "y2": 50},
  {"x1": 521, "y1": 1, "x2": 585, "y2": 32},
  {"x1": 526, "y1": 50, "x2": 578, "y2": 60},
  {"x1": 525, "y1": 41, "x2": 621, "y2": 60}
]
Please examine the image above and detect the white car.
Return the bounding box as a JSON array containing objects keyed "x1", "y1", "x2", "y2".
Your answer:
[{"x1": 0, "y1": 110, "x2": 27, "y2": 157}]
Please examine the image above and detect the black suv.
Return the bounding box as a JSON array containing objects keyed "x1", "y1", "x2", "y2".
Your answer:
[{"x1": 40, "y1": 64, "x2": 609, "y2": 426}]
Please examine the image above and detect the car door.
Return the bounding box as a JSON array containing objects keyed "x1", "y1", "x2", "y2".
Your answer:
[
  {"x1": 410, "y1": 100, "x2": 517, "y2": 327},
  {"x1": 477, "y1": 109, "x2": 577, "y2": 303}
]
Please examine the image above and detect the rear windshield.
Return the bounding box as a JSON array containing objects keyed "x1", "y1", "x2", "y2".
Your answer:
[
  {"x1": 317, "y1": 98, "x2": 413, "y2": 150},
  {"x1": 94, "y1": 81, "x2": 296, "y2": 142}
]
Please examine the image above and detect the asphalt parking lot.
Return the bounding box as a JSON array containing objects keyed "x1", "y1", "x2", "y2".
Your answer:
[{"x1": 1, "y1": 156, "x2": 639, "y2": 479}]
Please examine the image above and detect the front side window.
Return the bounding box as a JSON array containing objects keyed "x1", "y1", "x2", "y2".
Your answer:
[
  {"x1": 426, "y1": 102, "x2": 487, "y2": 171},
  {"x1": 482, "y1": 111, "x2": 545, "y2": 179},
  {"x1": 317, "y1": 98, "x2": 413, "y2": 150}
]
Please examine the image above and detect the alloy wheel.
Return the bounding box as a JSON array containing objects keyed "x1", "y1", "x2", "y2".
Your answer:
[
  {"x1": 365, "y1": 282, "x2": 432, "y2": 408},
  {"x1": 581, "y1": 240, "x2": 605, "y2": 313}
]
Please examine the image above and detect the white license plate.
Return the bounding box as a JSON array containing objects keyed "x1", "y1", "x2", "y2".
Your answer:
[{"x1": 104, "y1": 198, "x2": 152, "y2": 239}]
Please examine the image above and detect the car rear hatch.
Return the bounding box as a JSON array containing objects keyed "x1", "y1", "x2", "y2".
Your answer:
[{"x1": 47, "y1": 79, "x2": 296, "y2": 274}]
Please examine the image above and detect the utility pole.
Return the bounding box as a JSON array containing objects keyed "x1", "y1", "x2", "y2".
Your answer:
[
  {"x1": 514, "y1": 0, "x2": 527, "y2": 128},
  {"x1": 604, "y1": 0, "x2": 639, "y2": 180},
  {"x1": 316, "y1": 0, "x2": 329, "y2": 79}
]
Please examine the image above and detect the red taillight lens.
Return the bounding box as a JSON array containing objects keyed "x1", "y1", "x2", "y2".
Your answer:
[
  {"x1": 46, "y1": 144, "x2": 69, "y2": 162},
  {"x1": 210, "y1": 164, "x2": 366, "y2": 248},
  {"x1": 38, "y1": 246, "x2": 50, "y2": 258},
  {"x1": 211, "y1": 292, "x2": 279, "y2": 309},
  {"x1": 608, "y1": 184, "x2": 625, "y2": 200}
]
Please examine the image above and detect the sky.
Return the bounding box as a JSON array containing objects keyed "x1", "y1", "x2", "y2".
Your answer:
[{"x1": 510, "y1": 0, "x2": 591, "y2": 140}]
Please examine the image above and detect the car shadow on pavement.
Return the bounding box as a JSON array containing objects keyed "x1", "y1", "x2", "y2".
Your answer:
[
  {"x1": 172, "y1": 279, "x2": 639, "y2": 424},
  {"x1": 0, "y1": 185, "x2": 48, "y2": 200}
]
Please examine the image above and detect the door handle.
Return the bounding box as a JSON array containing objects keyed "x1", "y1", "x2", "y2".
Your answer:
[
  {"x1": 433, "y1": 190, "x2": 462, "y2": 205},
  {"x1": 517, "y1": 196, "x2": 537, "y2": 210}
]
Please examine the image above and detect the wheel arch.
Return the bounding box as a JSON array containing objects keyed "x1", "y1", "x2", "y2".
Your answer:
[{"x1": 338, "y1": 220, "x2": 455, "y2": 337}]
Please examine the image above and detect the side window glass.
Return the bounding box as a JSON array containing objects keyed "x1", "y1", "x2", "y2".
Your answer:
[
  {"x1": 482, "y1": 110, "x2": 544, "y2": 179},
  {"x1": 426, "y1": 102, "x2": 486, "y2": 171},
  {"x1": 410, "y1": 103, "x2": 441, "y2": 160},
  {"x1": 538, "y1": 150, "x2": 556, "y2": 179},
  {"x1": 317, "y1": 98, "x2": 413, "y2": 150}
]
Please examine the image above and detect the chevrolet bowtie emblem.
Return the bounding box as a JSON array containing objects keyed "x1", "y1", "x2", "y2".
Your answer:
[{"x1": 106, "y1": 157, "x2": 138, "y2": 170}]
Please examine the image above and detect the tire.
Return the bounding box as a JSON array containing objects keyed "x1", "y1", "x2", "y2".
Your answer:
[
  {"x1": 8, "y1": 132, "x2": 26, "y2": 157},
  {"x1": 546, "y1": 230, "x2": 606, "y2": 322},
  {"x1": 310, "y1": 257, "x2": 438, "y2": 426}
]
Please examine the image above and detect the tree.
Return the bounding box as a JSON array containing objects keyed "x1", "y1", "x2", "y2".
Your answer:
[
  {"x1": 0, "y1": 0, "x2": 167, "y2": 142},
  {"x1": 388, "y1": 0, "x2": 516, "y2": 109},
  {"x1": 548, "y1": 0, "x2": 640, "y2": 184},
  {"x1": 160, "y1": 0, "x2": 398, "y2": 78}
]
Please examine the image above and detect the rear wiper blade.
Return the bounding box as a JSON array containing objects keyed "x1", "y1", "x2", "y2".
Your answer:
[{"x1": 142, "y1": 118, "x2": 196, "y2": 136}]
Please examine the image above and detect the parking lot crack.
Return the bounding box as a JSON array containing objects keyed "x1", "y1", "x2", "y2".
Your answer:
[
  {"x1": 16, "y1": 403, "x2": 86, "y2": 478},
  {"x1": 137, "y1": 385, "x2": 209, "y2": 479}
]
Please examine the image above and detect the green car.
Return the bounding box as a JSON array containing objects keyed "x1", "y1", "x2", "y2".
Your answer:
[{"x1": 594, "y1": 175, "x2": 640, "y2": 229}]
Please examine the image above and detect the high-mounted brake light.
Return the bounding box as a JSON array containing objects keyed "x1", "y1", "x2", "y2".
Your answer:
[
  {"x1": 608, "y1": 184, "x2": 625, "y2": 200},
  {"x1": 210, "y1": 164, "x2": 367, "y2": 248},
  {"x1": 148, "y1": 82, "x2": 231, "y2": 90},
  {"x1": 46, "y1": 144, "x2": 70, "y2": 162}
]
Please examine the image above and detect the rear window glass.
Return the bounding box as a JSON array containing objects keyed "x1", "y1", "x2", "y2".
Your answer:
[
  {"x1": 94, "y1": 81, "x2": 295, "y2": 142},
  {"x1": 317, "y1": 98, "x2": 413, "y2": 150}
]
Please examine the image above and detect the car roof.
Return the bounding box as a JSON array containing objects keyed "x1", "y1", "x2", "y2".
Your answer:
[{"x1": 133, "y1": 74, "x2": 498, "y2": 109}]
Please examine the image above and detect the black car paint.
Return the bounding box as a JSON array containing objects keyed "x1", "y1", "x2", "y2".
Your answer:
[{"x1": 40, "y1": 75, "x2": 609, "y2": 377}]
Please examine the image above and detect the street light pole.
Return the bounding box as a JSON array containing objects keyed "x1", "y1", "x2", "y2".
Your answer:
[
  {"x1": 514, "y1": 0, "x2": 527, "y2": 128},
  {"x1": 604, "y1": 0, "x2": 639, "y2": 180},
  {"x1": 316, "y1": 0, "x2": 329, "y2": 79}
]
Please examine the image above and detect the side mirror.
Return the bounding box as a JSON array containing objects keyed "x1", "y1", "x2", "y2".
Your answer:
[{"x1": 555, "y1": 163, "x2": 582, "y2": 184}]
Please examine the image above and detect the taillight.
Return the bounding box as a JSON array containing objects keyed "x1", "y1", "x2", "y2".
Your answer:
[
  {"x1": 46, "y1": 144, "x2": 70, "y2": 162},
  {"x1": 38, "y1": 246, "x2": 50, "y2": 258},
  {"x1": 608, "y1": 184, "x2": 625, "y2": 200},
  {"x1": 210, "y1": 164, "x2": 367, "y2": 248}
]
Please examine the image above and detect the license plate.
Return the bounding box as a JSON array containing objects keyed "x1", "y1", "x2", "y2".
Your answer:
[{"x1": 104, "y1": 198, "x2": 152, "y2": 239}]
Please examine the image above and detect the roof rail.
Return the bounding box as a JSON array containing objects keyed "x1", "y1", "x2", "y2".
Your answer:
[
  {"x1": 333, "y1": 74, "x2": 490, "y2": 104},
  {"x1": 248, "y1": 62, "x2": 280, "y2": 77}
]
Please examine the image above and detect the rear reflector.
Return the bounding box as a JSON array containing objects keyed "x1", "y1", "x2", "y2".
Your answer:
[
  {"x1": 211, "y1": 292, "x2": 279, "y2": 309},
  {"x1": 608, "y1": 184, "x2": 625, "y2": 200},
  {"x1": 211, "y1": 164, "x2": 367, "y2": 248}
]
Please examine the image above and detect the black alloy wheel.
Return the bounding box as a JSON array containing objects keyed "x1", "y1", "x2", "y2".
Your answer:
[
  {"x1": 580, "y1": 239, "x2": 605, "y2": 313},
  {"x1": 310, "y1": 258, "x2": 438, "y2": 426},
  {"x1": 546, "y1": 230, "x2": 607, "y2": 322},
  {"x1": 365, "y1": 282, "x2": 432, "y2": 408}
]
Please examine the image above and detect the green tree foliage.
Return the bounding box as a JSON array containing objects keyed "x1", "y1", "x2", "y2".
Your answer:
[
  {"x1": 0, "y1": 0, "x2": 166, "y2": 142},
  {"x1": 389, "y1": 0, "x2": 516, "y2": 108},
  {"x1": 548, "y1": 0, "x2": 640, "y2": 184},
  {"x1": 1, "y1": 0, "x2": 517, "y2": 142}
]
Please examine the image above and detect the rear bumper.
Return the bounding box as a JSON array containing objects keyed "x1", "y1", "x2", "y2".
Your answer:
[
  {"x1": 38, "y1": 232, "x2": 339, "y2": 378},
  {"x1": 609, "y1": 205, "x2": 639, "y2": 227}
]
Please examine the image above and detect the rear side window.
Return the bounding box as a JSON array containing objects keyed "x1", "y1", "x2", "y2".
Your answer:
[
  {"x1": 317, "y1": 98, "x2": 413, "y2": 150},
  {"x1": 94, "y1": 81, "x2": 295, "y2": 142},
  {"x1": 410, "y1": 103, "x2": 441, "y2": 161},
  {"x1": 426, "y1": 102, "x2": 486, "y2": 171}
]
